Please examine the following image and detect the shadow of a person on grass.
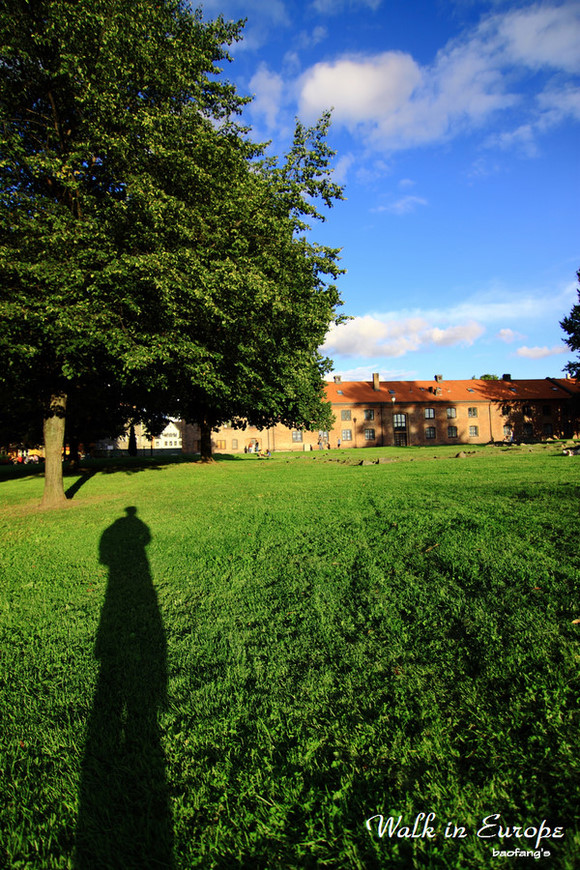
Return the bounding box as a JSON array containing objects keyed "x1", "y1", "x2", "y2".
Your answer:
[{"x1": 75, "y1": 506, "x2": 173, "y2": 869}]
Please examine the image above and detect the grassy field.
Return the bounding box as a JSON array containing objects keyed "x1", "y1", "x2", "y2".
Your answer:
[{"x1": 0, "y1": 444, "x2": 579, "y2": 869}]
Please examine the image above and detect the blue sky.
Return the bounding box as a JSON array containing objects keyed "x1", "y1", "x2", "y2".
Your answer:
[{"x1": 199, "y1": 0, "x2": 580, "y2": 381}]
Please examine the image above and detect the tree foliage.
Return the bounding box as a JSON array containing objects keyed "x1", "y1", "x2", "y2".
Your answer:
[
  {"x1": 0, "y1": 0, "x2": 344, "y2": 503},
  {"x1": 561, "y1": 269, "x2": 580, "y2": 379}
]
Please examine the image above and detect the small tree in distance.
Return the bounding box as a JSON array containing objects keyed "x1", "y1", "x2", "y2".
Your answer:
[{"x1": 561, "y1": 269, "x2": 580, "y2": 379}]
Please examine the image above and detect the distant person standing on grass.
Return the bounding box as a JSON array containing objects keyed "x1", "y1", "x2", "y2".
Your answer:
[{"x1": 337, "y1": 438, "x2": 341, "y2": 449}]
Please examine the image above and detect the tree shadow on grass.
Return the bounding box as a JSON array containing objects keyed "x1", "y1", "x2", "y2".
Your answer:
[
  {"x1": 75, "y1": 507, "x2": 173, "y2": 869},
  {"x1": 65, "y1": 469, "x2": 98, "y2": 500}
]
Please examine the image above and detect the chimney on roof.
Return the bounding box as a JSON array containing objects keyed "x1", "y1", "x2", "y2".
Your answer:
[
  {"x1": 434, "y1": 374, "x2": 443, "y2": 382},
  {"x1": 333, "y1": 375, "x2": 341, "y2": 383},
  {"x1": 372, "y1": 372, "x2": 380, "y2": 391},
  {"x1": 502, "y1": 373, "x2": 511, "y2": 381}
]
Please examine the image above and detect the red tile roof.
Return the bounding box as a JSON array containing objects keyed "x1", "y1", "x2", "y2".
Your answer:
[
  {"x1": 549, "y1": 378, "x2": 580, "y2": 396},
  {"x1": 324, "y1": 378, "x2": 577, "y2": 404}
]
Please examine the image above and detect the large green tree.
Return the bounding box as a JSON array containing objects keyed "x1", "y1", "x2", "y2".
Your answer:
[
  {"x1": 175, "y1": 112, "x2": 344, "y2": 459},
  {"x1": 561, "y1": 269, "x2": 580, "y2": 379},
  {"x1": 0, "y1": 1, "x2": 344, "y2": 504}
]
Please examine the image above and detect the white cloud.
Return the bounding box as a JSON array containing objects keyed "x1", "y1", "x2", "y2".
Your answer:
[
  {"x1": 484, "y1": 123, "x2": 539, "y2": 156},
  {"x1": 321, "y1": 279, "x2": 575, "y2": 361},
  {"x1": 376, "y1": 195, "x2": 428, "y2": 215},
  {"x1": 426, "y1": 321, "x2": 485, "y2": 347},
  {"x1": 332, "y1": 153, "x2": 356, "y2": 184},
  {"x1": 311, "y1": 0, "x2": 382, "y2": 13},
  {"x1": 199, "y1": 0, "x2": 289, "y2": 51},
  {"x1": 297, "y1": 2, "x2": 580, "y2": 152},
  {"x1": 249, "y1": 63, "x2": 284, "y2": 129},
  {"x1": 300, "y1": 52, "x2": 422, "y2": 129},
  {"x1": 497, "y1": 328, "x2": 523, "y2": 343},
  {"x1": 434, "y1": 281, "x2": 577, "y2": 326},
  {"x1": 297, "y1": 26, "x2": 328, "y2": 49},
  {"x1": 322, "y1": 315, "x2": 484, "y2": 358},
  {"x1": 326, "y1": 365, "x2": 416, "y2": 381},
  {"x1": 516, "y1": 344, "x2": 568, "y2": 359},
  {"x1": 283, "y1": 51, "x2": 302, "y2": 76},
  {"x1": 493, "y1": 3, "x2": 580, "y2": 74},
  {"x1": 537, "y1": 84, "x2": 580, "y2": 124}
]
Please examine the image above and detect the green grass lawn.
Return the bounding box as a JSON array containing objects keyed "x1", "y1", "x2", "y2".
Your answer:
[{"x1": 1, "y1": 445, "x2": 579, "y2": 868}]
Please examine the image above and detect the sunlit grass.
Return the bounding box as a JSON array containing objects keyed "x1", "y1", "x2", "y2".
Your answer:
[{"x1": 1, "y1": 446, "x2": 579, "y2": 868}]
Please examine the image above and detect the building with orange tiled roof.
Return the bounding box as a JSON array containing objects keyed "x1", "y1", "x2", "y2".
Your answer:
[{"x1": 179, "y1": 373, "x2": 579, "y2": 454}]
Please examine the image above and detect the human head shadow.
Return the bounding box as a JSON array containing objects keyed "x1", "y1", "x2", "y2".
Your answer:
[{"x1": 75, "y1": 506, "x2": 173, "y2": 869}]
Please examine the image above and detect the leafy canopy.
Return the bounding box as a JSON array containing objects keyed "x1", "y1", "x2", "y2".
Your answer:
[{"x1": 0, "y1": 0, "x2": 345, "y2": 474}]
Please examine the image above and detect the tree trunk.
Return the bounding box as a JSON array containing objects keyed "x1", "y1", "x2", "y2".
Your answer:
[
  {"x1": 200, "y1": 422, "x2": 214, "y2": 462},
  {"x1": 128, "y1": 424, "x2": 137, "y2": 457},
  {"x1": 69, "y1": 435, "x2": 80, "y2": 470},
  {"x1": 41, "y1": 393, "x2": 68, "y2": 508}
]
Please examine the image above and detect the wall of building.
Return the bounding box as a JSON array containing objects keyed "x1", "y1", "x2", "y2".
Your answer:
[{"x1": 179, "y1": 376, "x2": 579, "y2": 455}]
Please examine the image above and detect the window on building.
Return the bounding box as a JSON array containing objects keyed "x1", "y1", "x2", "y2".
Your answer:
[
  {"x1": 543, "y1": 423, "x2": 553, "y2": 436},
  {"x1": 292, "y1": 430, "x2": 303, "y2": 442},
  {"x1": 523, "y1": 405, "x2": 532, "y2": 416},
  {"x1": 468, "y1": 407, "x2": 478, "y2": 417},
  {"x1": 364, "y1": 409, "x2": 375, "y2": 421},
  {"x1": 425, "y1": 427, "x2": 436, "y2": 439},
  {"x1": 469, "y1": 425, "x2": 479, "y2": 437},
  {"x1": 447, "y1": 426, "x2": 458, "y2": 438},
  {"x1": 341, "y1": 429, "x2": 352, "y2": 441},
  {"x1": 364, "y1": 428, "x2": 375, "y2": 441},
  {"x1": 424, "y1": 408, "x2": 435, "y2": 419},
  {"x1": 503, "y1": 425, "x2": 512, "y2": 438},
  {"x1": 216, "y1": 440, "x2": 226, "y2": 450},
  {"x1": 318, "y1": 430, "x2": 329, "y2": 440},
  {"x1": 341, "y1": 410, "x2": 351, "y2": 421},
  {"x1": 446, "y1": 407, "x2": 456, "y2": 418},
  {"x1": 523, "y1": 424, "x2": 533, "y2": 438},
  {"x1": 502, "y1": 405, "x2": 512, "y2": 415},
  {"x1": 543, "y1": 406, "x2": 551, "y2": 416},
  {"x1": 232, "y1": 439, "x2": 238, "y2": 449},
  {"x1": 393, "y1": 414, "x2": 406, "y2": 429}
]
